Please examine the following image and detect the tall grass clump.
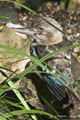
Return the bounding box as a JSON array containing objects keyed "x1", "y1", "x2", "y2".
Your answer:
[{"x1": 0, "y1": 0, "x2": 80, "y2": 119}]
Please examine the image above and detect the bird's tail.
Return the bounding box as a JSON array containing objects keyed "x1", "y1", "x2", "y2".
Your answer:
[{"x1": 67, "y1": 90, "x2": 80, "y2": 108}]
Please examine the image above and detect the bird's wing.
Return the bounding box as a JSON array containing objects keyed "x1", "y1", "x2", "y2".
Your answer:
[
  {"x1": 30, "y1": 44, "x2": 79, "y2": 101},
  {"x1": 43, "y1": 73, "x2": 79, "y2": 101},
  {"x1": 43, "y1": 74, "x2": 66, "y2": 100}
]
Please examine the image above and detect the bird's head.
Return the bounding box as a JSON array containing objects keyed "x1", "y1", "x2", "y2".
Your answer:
[
  {"x1": 13, "y1": 17, "x2": 63, "y2": 46},
  {"x1": 32, "y1": 17, "x2": 63, "y2": 45}
]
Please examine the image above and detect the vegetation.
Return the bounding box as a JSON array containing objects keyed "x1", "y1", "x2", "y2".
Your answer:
[{"x1": 0, "y1": 0, "x2": 80, "y2": 119}]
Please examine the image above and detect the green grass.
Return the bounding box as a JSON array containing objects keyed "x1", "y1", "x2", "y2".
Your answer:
[
  {"x1": 0, "y1": 44, "x2": 80, "y2": 119},
  {"x1": 0, "y1": 0, "x2": 80, "y2": 119}
]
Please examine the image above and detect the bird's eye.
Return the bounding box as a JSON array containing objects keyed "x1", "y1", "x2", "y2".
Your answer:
[{"x1": 39, "y1": 28, "x2": 44, "y2": 30}]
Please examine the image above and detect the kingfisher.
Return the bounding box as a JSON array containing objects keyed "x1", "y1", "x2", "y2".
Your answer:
[{"x1": 13, "y1": 17, "x2": 80, "y2": 108}]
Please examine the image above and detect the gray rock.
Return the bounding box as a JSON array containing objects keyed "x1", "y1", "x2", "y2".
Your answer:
[
  {"x1": 71, "y1": 47, "x2": 80, "y2": 81},
  {"x1": 0, "y1": 26, "x2": 32, "y2": 87},
  {"x1": 0, "y1": 6, "x2": 17, "y2": 23}
]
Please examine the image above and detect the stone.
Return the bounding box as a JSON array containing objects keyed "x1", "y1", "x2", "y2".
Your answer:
[
  {"x1": 71, "y1": 47, "x2": 80, "y2": 81},
  {"x1": 0, "y1": 26, "x2": 32, "y2": 87},
  {"x1": 0, "y1": 6, "x2": 17, "y2": 23}
]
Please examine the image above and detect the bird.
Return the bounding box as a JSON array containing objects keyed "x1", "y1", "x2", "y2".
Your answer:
[{"x1": 13, "y1": 17, "x2": 80, "y2": 109}]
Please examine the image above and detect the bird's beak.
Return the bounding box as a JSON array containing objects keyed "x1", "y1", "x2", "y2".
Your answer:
[{"x1": 13, "y1": 28, "x2": 37, "y2": 35}]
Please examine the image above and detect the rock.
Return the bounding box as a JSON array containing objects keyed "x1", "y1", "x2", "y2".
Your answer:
[
  {"x1": 0, "y1": 26, "x2": 32, "y2": 87},
  {"x1": 0, "y1": 6, "x2": 17, "y2": 23},
  {"x1": 71, "y1": 47, "x2": 80, "y2": 81},
  {"x1": 71, "y1": 47, "x2": 80, "y2": 101}
]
